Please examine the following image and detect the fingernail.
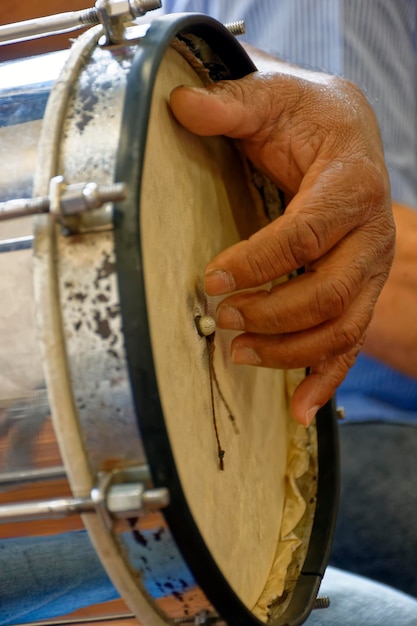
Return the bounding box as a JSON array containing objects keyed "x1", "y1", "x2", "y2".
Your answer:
[
  {"x1": 217, "y1": 305, "x2": 245, "y2": 331},
  {"x1": 232, "y1": 347, "x2": 261, "y2": 365},
  {"x1": 205, "y1": 270, "x2": 236, "y2": 295},
  {"x1": 304, "y1": 406, "x2": 320, "y2": 427}
]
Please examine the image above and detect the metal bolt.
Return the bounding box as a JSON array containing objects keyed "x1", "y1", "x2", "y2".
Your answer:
[
  {"x1": 224, "y1": 20, "x2": 246, "y2": 36},
  {"x1": 106, "y1": 484, "x2": 169, "y2": 518},
  {"x1": 314, "y1": 596, "x2": 330, "y2": 610},
  {"x1": 79, "y1": 8, "x2": 100, "y2": 25},
  {"x1": 129, "y1": 0, "x2": 162, "y2": 17},
  {"x1": 336, "y1": 406, "x2": 346, "y2": 420},
  {"x1": 77, "y1": 181, "x2": 126, "y2": 211},
  {"x1": 0, "y1": 197, "x2": 49, "y2": 221},
  {"x1": 104, "y1": 0, "x2": 131, "y2": 18},
  {"x1": 142, "y1": 487, "x2": 170, "y2": 511},
  {"x1": 103, "y1": 0, "x2": 161, "y2": 19}
]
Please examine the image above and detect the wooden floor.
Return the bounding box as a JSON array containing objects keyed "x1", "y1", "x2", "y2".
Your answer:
[
  {"x1": 60, "y1": 598, "x2": 135, "y2": 625},
  {"x1": 58, "y1": 598, "x2": 137, "y2": 626}
]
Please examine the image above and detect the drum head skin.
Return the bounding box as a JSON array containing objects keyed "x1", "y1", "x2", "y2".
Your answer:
[
  {"x1": 114, "y1": 14, "x2": 339, "y2": 626},
  {"x1": 141, "y1": 45, "x2": 288, "y2": 611}
]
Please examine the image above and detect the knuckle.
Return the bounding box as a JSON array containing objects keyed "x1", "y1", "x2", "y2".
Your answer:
[
  {"x1": 291, "y1": 216, "x2": 329, "y2": 264},
  {"x1": 234, "y1": 291, "x2": 279, "y2": 332},
  {"x1": 245, "y1": 235, "x2": 290, "y2": 283},
  {"x1": 333, "y1": 319, "x2": 364, "y2": 355},
  {"x1": 246, "y1": 250, "x2": 278, "y2": 284},
  {"x1": 311, "y1": 344, "x2": 362, "y2": 392},
  {"x1": 316, "y1": 276, "x2": 352, "y2": 320},
  {"x1": 355, "y1": 160, "x2": 391, "y2": 214}
]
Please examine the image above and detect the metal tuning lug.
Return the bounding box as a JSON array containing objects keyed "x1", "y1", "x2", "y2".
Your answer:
[
  {"x1": 0, "y1": 176, "x2": 126, "y2": 234},
  {"x1": 96, "y1": 0, "x2": 161, "y2": 46},
  {"x1": 49, "y1": 175, "x2": 126, "y2": 232},
  {"x1": 0, "y1": 465, "x2": 169, "y2": 525},
  {"x1": 0, "y1": 0, "x2": 161, "y2": 47},
  {"x1": 90, "y1": 467, "x2": 170, "y2": 530}
]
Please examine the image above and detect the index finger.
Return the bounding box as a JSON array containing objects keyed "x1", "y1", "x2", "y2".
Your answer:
[{"x1": 204, "y1": 175, "x2": 366, "y2": 295}]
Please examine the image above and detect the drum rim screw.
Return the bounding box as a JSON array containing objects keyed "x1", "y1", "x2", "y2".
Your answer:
[
  {"x1": 224, "y1": 20, "x2": 246, "y2": 37},
  {"x1": 314, "y1": 596, "x2": 330, "y2": 610},
  {"x1": 336, "y1": 406, "x2": 346, "y2": 420},
  {"x1": 129, "y1": 0, "x2": 162, "y2": 16}
]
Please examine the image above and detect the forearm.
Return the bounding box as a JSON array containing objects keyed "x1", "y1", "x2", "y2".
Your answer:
[{"x1": 363, "y1": 201, "x2": 417, "y2": 378}]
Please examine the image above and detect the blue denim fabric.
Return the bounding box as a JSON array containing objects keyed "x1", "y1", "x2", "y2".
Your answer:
[
  {"x1": 0, "y1": 532, "x2": 118, "y2": 625},
  {"x1": 330, "y1": 423, "x2": 417, "y2": 598},
  {"x1": 1, "y1": 532, "x2": 417, "y2": 625},
  {"x1": 337, "y1": 354, "x2": 417, "y2": 423},
  {"x1": 305, "y1": 567, "x2": 417, "y2": 625},
  {"x1": 0, "y1": 530, "x2": 194, "y2": 625}
]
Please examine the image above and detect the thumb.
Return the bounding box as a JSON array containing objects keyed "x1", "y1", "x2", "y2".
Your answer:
[{"x1": 169, "y1": 79, "x2": 270, "y2": 138}]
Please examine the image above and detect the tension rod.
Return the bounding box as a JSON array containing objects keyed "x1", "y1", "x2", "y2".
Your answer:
[{"x1": 0, "y1": 0, "x2": 162, "y2": 46}]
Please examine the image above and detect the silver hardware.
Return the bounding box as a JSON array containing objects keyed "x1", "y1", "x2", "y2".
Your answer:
[
  {"x1": 95, "y1": 0, "x2": 161, "y2": 46},
  {"x1": 129, "y1": 0, "x2": 163, "y2": 15},
  {"x1": 141, "y1": 487, "x2": 170, "y2": 511},
  {"x1": 0, "y1": 496, "x2": 94, "y2": 522},
  {"x1": 102, "y1": 0, "x2": 161, "y2": 19},
  {"x1": 0, "y1": 466, "x2": 66, "y2": 487},
  {"x1": 0, "y1": 176, "x2": 126, "y2": 233},
  {"x1": 106, "y1": 482, "x2": 146, "y2": 517},
  {"x1": 314, "y1": 596, "x2": 331, "y2": 610},
  {"x1": 106, "y1": 483, "x2": 169, "y2": 517},
  {"x1": 0, "y1": 9, "x2": 98, "y2": 46},
  {"x1": 173, "y1": 612, "x2": 224, "y2": 625},
  {"x1": 49, "y1": 176, "x2": 126, "y2": 216},
  {"x1": 0, "y1": 466, "x2": 169, "y2": 523},
  {"x1": 224, "y1": 20, "x2": 246, "y2": 37},
  {"x1": 0, "y1": 197, "x2": 49, "y2": 221},
  {"x1": 90, "y1": 469, "x2": 121, "y2": 529},
  {"x1": 0, "y1": 0, "x2": 161, "y2": 47},
  {"x1": 10, "y1": 613, "x2": 135, "y2": 626},
  {"x1": 336, "y1": 406, "x2": 346, "y2": 420},
  {"x1": 0, "y1": 235, "x2": 33, "y2": 253}
]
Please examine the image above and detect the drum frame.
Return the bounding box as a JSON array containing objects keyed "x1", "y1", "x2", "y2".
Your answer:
[{"x1": 113, "y1": 13, "x2": 340, "y2": 626}]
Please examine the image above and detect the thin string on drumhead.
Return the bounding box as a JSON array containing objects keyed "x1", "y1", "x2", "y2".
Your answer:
[
  {"x1": 208, "y1": 345, "x2": 239, "y2": 438},
  {"x1": 211, "y1": 362, "x2": 240, "y2": 436},
  {"x1": 196, "y1": 315, "x2": 239, "y2": 471},
  {"x1": 207, "y1": 334, "x2": 240, "y2": 471},
  {"x1": 206, "y1": 334, "x2": 226, "y2": 471}
]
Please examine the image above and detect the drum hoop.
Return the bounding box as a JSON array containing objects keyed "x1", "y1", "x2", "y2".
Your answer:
[
  {"x1": 113, "y1": 12, "x2": 340, "y2": 626},
  {"x1": 32, "y1": 24, "x2": 171, "y2": 626}
]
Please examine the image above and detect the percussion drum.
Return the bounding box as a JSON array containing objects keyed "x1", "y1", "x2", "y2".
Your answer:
[{"x1": 0, "y1": 9, "x2": 338, "y2": 626}]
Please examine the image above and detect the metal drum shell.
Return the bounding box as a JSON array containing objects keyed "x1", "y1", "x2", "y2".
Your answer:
[{"x1": 0, "y1": 13, "x2": 339, "y2": 626}]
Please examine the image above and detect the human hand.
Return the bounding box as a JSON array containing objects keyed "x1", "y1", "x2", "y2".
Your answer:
[{"x1": 170, "y1": 51, "x2": 394, "y2": 426}]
